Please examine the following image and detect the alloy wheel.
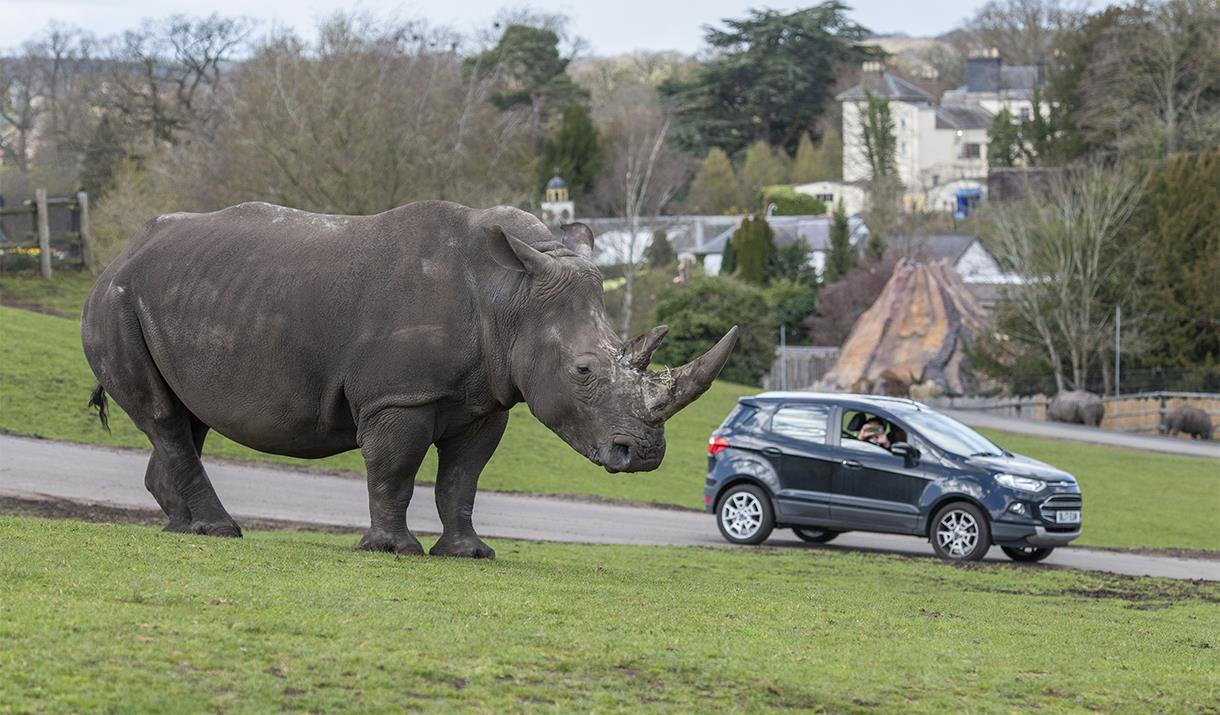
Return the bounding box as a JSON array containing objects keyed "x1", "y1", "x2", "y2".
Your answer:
[
  {"x1": 936, "y1": 510, "x2": 979, "y2": 558},
  {"x1": 721, "y1": 492, "x2": 763, "y2": 540}
]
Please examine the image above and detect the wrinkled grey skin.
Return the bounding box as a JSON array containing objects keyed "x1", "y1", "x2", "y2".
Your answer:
[
  {"x1": 1047, "y1": 390, "x2": 1105, "y2": 427},
  {"x1": 1165, "y1": 405, "x2": 1213, "y2": 440},
  {"x1": 80, "y1": 201, "x2": 736, "y2": 558}
]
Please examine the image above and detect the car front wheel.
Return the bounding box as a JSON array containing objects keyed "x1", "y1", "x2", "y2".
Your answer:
[
  {"x1": 1002, "y1": 546, "x2": 1054, "y2": 562},
  {"x1": 792, "y1": 527, "x2": 841, "y2": 544},
  {"x1": 716, "y1": 484, "x2": 774, "y2": 545},
  {"x1": 930, "y1": 502, "x2": 991, "y2": 561}
]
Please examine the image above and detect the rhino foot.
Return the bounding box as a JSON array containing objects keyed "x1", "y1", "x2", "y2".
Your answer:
[
  {"x1": 163, "y1": 521, "x2": 194, "y2": 534},
  {"x1": 358, "y1": 529, "x2": 425, "y2": 556},
  {"x1": 429, "y1": 535, "x2": 495, "y2": 559},
  {"x1": 189, "y1": 520, "x2": 243, "y2": 538}
]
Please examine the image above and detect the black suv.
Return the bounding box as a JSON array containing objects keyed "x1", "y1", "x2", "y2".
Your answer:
[{"x1": 704, "y1": 392, "x2": 1082, "y2": 561}]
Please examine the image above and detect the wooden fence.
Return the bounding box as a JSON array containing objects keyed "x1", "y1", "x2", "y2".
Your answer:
[
  {"x1": 0, "y1": 189, "x2": 94, "y2": 277},
  {"x1": 924, "y1": 392, "x2": 1220, "y2": 436},
  {"x1": 762, "y1": 346, "x2": 841, "y2": 391}
]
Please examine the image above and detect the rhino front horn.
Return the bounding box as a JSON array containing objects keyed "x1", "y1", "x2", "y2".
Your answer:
[{"x1": 647, "y1": 326, "x2": 738, "y2": 422}]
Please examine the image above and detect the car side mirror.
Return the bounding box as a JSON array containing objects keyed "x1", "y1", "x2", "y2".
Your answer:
[{"x1": 891, "y1": 441, "x2": 920, "y2": 468}]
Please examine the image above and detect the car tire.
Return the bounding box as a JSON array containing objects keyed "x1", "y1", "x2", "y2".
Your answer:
[
  {"x1": 792, "y1": 527, "x2": 841, "y2": 544},
  {"x1": 929, "y1": 502, "x2": 991, "y2": 561},
  {"x1": 716, "y1": 484, "x2": 774, "y2": 545},
  {"x1": 1001, "y1": 546, "x2": 1054, "y2": 563}
]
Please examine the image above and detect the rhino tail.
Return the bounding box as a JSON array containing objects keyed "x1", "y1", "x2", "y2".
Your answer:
[{"x1": 88, "y1": 384, "x2": 111, "y2": 433}]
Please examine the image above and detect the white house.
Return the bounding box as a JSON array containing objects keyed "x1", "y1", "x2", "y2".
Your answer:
[
  {"x1": 792, "y1": 180, "x2": 868, "y2": 216},
  {"x1": 836, "y1": 52, "x2": 1045, "y2": 210}
]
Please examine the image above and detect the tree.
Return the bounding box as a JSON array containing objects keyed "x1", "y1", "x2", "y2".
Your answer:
[
  {"x1": 790, "y1": 133, "x2": 820, "y2": 183},
  {"x1": 764, "y1": 278, "x2": 818, "y2": 344},
  {"x1": 987, "y1": 107, "x2": 1023, "y2": 168},
  {"x1": 738, "y1": 140, "x2": 788, "y2": 207},
  {"x1": 983, "y1": 163, "x2": 1146, "y2": 391},
  {"x1": 592, "y1": 80, "x2": 691, "y2": 339},
  {"x1": 789, "y1": 126, "x2": 841, "y2": 182},
  {"x1": 730, "y1": 213, "x2": 776, "y2": 285},
  {"x1": 767, "y1": 239, "x2": 817, "y2": 287},
  {"x1": 686, "y1": 147, "x2": 741, "y2": 214},
  {"x1": 539, "y1": 104, "x2": 602, "y2": 197},
  {"x1": 951, "y1": 0, "x2": 1088, "y2": 67},
  {"x1": 860, "y1": 92, "x2": 897, "y2": 181},
  {"x1": 805, "y1": 255, "x2": 897, "y2": 346},
  {"x1": 823, "y1": 199, "x2": 855, "y2": 283},
  {"x1": 645, "y1": 229, "x2": 677, "y2": 269},
  {"x1": 660, "y1": 3, "x2": 872, "y2": 157},
  {"x1": 654, "y1": 276, "x2": 775, "y2": 385},
  {"x1": 0, "y1": 52, "x2": 42, "y2": 173},
  {"x1": 466, "y1": 24, "x2": 589, "y2": 154}
]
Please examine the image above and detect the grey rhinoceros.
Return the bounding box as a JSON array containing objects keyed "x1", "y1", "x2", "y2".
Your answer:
[
  {"x1": 1046, "y1": 390, "x2": 1105, "y2": 427},
  {"x1": 81, "y1": 201, "x2": 736, "y2": 558},
  {"x1": 1165, "y1": 405, "x2": 1213, "y2": 440}
]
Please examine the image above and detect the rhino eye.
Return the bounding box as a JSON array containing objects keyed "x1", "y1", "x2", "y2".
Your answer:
[{"x1": 576, "y1": 365, "x2": 592, "y2": 375}]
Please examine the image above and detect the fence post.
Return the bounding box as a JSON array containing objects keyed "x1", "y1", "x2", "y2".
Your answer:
[
  {"x1": 1157, "y1": 393, "x2": 1167, "y2": 434},
  {"x1": 35, "y1": 188, "x2": 51, "y2": 279},
  {"x1": 77, "y1": 191, "x2": 94, "y2": 273}
]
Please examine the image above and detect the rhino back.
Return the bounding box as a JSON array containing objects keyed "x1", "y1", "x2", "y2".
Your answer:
[{"x1": 93, "y1": 200, "x2": 507, "y2": 455}]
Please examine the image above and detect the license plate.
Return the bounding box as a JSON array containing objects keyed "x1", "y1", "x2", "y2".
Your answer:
[{"x1": 1055, "y1": 510, "x2": 1081, "y2": 524}]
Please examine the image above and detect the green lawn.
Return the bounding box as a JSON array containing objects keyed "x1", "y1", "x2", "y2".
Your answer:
[
  {"x1": 0, "y1": 269, "x2": 96, "y2": 318},
  {"x1": 2, "y1": 277, "x2": 1218, "y2": 553},
  {"x1": 0, "y1": 516, "x2": 1216, "y2": 713}
]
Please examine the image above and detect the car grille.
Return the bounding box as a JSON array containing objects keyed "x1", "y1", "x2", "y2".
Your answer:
[{"x1": 1038, "y1": 493, "x2": 1082, "y2": 528}]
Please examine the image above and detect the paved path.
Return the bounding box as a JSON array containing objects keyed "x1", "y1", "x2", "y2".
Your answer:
[
  {"x1": 944, "y1": 409, "x2": 1220, "y2": 458},
  {"x1": 1, "y1": 434, "x2": 1217, "y2": 581}
]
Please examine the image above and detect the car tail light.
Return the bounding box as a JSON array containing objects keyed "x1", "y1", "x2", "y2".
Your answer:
[{"x1": 708, "y1": 436, "x2": 729, "y2": 456}]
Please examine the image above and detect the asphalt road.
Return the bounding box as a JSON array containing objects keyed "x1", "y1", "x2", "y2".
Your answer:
[
  {"x1": 2, "y1": 434, "x2": 1216, "y2": 581},
  {"x1": 944, "y1": 409, "x2": 1220, "y2": 459}
]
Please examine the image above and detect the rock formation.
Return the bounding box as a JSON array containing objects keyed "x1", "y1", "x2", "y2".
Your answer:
[{"x1": 817, "y1": 259, "x2": 987, "y2": 396}]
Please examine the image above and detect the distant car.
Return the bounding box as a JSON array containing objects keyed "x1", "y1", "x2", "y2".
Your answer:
[{"x1": 704, "y1": 392, "x2": 1082, "y2": 562}]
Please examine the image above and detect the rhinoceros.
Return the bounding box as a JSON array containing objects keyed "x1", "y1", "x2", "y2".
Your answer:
[
  {"x1": 1165, "y1": 405, "x2": 1213, "y2": 440},
  {"x1": 1046, "y1": 390, "x2": 1105, "y2": 427},
  {"x1": 81, "y1": 201, "x2": 737, "y2": 558}
]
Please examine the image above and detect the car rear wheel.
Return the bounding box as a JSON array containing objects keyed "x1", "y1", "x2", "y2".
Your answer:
[
  {"x1": 930, "y1": 502, "x2": 991, "y2": 561},
  {"x1": 716, "y1": 484, "x2": 774, "y2": 545},
  {"x1": 792, "y1": 527, "x2": 841, "y2": 544},
  {"x1": 1002, "y1": 546, "x2": 1055, "y2": 562}
]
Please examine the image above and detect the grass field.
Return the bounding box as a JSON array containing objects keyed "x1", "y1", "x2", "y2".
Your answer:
[
  {"x1": 0, "y1": 515, "x2": 1217, "y2": 713},
  {"x1": 2, "y1": 273, "x2": 1218, "y2": 553}
]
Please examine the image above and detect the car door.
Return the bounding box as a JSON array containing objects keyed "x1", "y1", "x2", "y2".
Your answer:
[
  {"x1": 830, "y1": 410, "x2": 930, "y2": 534},
  {"x1": 764, "y1": 403, "x2": 837, "y2": 523}
]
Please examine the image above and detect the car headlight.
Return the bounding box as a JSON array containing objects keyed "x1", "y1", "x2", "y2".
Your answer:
[{"x1": 995, "y1": 473, "x2": 1046, "y2": 493}]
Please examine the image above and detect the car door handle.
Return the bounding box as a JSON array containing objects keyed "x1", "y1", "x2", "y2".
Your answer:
[
  {"x1": 841, "y1": 459, "x2": 863, "y2": 469},
  {"x1": 762, "y1": 447, "x2": 783, "y2": 456}
]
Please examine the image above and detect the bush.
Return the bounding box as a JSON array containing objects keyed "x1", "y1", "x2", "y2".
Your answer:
[
  {"x1": 761, "y1": 185, "x2": 827, "y2": 216},
  {"x1": 654, "y1": 276, "x2": 774, "y2": 386},
  {"x1": 764, "y1": 278, "x2": 817, "y2": 344},
  {"x1": 91, "y1": 159, "x2": 182, "y2": 271}
]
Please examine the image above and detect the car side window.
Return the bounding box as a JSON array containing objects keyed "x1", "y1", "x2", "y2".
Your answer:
[
  {"x1": 769, "y1": 405, "x2": 831, "y2": 444},
  {"x1": 840, "y1": 438, "x2": 892, "y2": 456}
]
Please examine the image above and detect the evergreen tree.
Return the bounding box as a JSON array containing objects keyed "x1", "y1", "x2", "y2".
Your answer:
[
  {"x1": 739, "y1": 141, "x2": 788, "y2": 209},
  {"x1": 865, "y1": 230, "x2": 887, "y2": 261},
  {"x1": 860, "y1": 91, "x2": 897, "y2": 180},
  {"x1": 720, "y1": 233, "x2": 738, "y2": 275},
  {"x1": 824, "y1": 199, "x2": 855, "y2": 283},
  {"x1": 645, "y1": 230, "x2": 677, "y2": 269},
  {"x1": 732, "y1": 213, "x2": 776, "y2": 285},
  {"x1": 764, "y1": 278, "x2": 818, "y2": 343},
  {"x1": 790, "y1": 133, "x2": 820, "y2": 183},
  {"x1": 687, "y1": 147, "x2": 741, "y2": 213},
  {"x1": 539, "y1": 104, "x2": 602, "y2": 197},
  {"x1": 814, "y1": 123, "x2": 843, "y2": 180},
  {"x1": 987, "y1": 107, "x2": 1022, "y2": 168}
]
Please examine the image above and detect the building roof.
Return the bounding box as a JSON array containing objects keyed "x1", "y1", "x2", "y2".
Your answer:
[
  {"x1": 934, "y1": 104, "x2": 993, "y2": 130},
  {"x1": 836, "y1": 72, "x2": 935, "y2": 103},
  {"x1": 885, "y1": 234, "x2": 978, "y2": 264},
  {"x1": 545, "y1": 175, "x2": 567, "y2": 189},
  {"x1": 945, "y1": 63, "x2": 1044, "y2": 99}
]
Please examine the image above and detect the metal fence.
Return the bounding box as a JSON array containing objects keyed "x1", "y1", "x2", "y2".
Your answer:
[{"x1": 923, "y1": 391, "x2": 1220, "y2": 435}]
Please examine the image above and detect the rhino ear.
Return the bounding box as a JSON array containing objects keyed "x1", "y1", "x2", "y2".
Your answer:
[
  {"x1": 560, "y1": 222, "x2": 595, "y2": 260},
  {"x1": 487, "y1": 225, "x2": 553, "y2": 275}
]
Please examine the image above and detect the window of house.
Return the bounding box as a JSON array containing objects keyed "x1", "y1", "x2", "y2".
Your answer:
[
  {"x1": 816, "y1": 193, "x2": 834, "y2": 203},
  {"x1": 962, "y1": 143, "x2": 981, "y2": 159},
  {"x1": 1019, "y1": 107, "x2": 1031, "y2": 121},
  {"x1": 769, "y1": 405, "x2": 831, "y2": 443}
]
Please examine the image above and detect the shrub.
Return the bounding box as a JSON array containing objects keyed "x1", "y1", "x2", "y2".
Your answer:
[
  {"x1": 764, "y1": 278, "x2": 817, "y2": 344},
  {"x1": 761, "y1": 185, "x2": 827, "y2": 216},
  {"x1": 91, "y1": 159, "x2": 182, "y2": 271},
  {"x1": 654, "y1": 276, "x2": 774, "y2": 386}
]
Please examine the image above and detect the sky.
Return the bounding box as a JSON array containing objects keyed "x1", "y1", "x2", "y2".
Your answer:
[{"x1": 2, "y1": 0, "x2": 993, "y2": 54}]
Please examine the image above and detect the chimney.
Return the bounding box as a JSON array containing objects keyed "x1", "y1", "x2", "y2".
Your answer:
[{"x1": 966, "y1": 47, "x2": 1001, "y2": 93}]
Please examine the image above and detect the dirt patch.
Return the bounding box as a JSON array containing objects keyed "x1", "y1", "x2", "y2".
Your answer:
[{"x1": 0, "y1": 299, "x2": 68, "y2": 317}]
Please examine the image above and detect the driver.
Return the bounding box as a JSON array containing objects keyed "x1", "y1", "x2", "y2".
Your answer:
[{"x1": 858, "y1": 418, "x2": 891, "y2": 451}]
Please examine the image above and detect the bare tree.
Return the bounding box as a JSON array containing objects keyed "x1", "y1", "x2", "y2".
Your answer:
[
  {"x1": 983, "y1": 164, "x2": 1146, "y2": 391},
  {"x1": 950, "y1": 0, "x2": 1088, "y2": 65},
  {"x1": 592, "y1": 82, "x2": 692, "y2": 340},
  {"x1": 0, "y1": 51, "x2": 44, "y2": 173}
]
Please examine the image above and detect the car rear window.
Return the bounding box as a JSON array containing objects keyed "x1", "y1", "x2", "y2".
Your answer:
[
  {"x1": 769, "y1": 405, "x2": 831, "y2": 443},
  {"x1": 722, "y1": 405, "x2": 760, "y2": 431}
]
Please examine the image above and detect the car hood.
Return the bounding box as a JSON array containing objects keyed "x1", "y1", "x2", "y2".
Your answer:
[{"x1": 966, "y1": 453, "x2": 1077, "y2": 483}]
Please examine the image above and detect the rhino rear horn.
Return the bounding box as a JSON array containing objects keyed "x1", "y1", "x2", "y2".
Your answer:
[
  {"x1": 647, "y1": 326, "x2": 738, "y2": 422},
  {"x1": 621, "y1": 324, "x2": 669, "y2": 371}
]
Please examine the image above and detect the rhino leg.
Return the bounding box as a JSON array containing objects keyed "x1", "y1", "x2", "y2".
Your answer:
[
  {"x1": 147, "y1": 416, "x2": 209, "y2": 532},
  {"x1": 429, "y1": 412, "x2": 508, "y2": 559},
  {"x1": 356, "y1": 408, "x2": 433, "y2": 556}
]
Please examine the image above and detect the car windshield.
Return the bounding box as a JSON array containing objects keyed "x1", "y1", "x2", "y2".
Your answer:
[{"x1": 899, "y1": 409, "x2": 1005, "y2": 457}]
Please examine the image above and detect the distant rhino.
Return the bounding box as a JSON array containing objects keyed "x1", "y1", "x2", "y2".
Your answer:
[
  {"x1": 81, "y1": 201, "x2": 737, "y2": 558},
  {"x1": 1165, "y1": 405, "x2": 1213, "y2": 440},
  {"x1": 1047, "y1": 390, "x2": 1105, "y2": 427}
]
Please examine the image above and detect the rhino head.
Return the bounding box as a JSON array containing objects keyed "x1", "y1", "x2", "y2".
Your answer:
[{"x1": 487, "y1": 219, "x2": 737, "y2": 473}]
